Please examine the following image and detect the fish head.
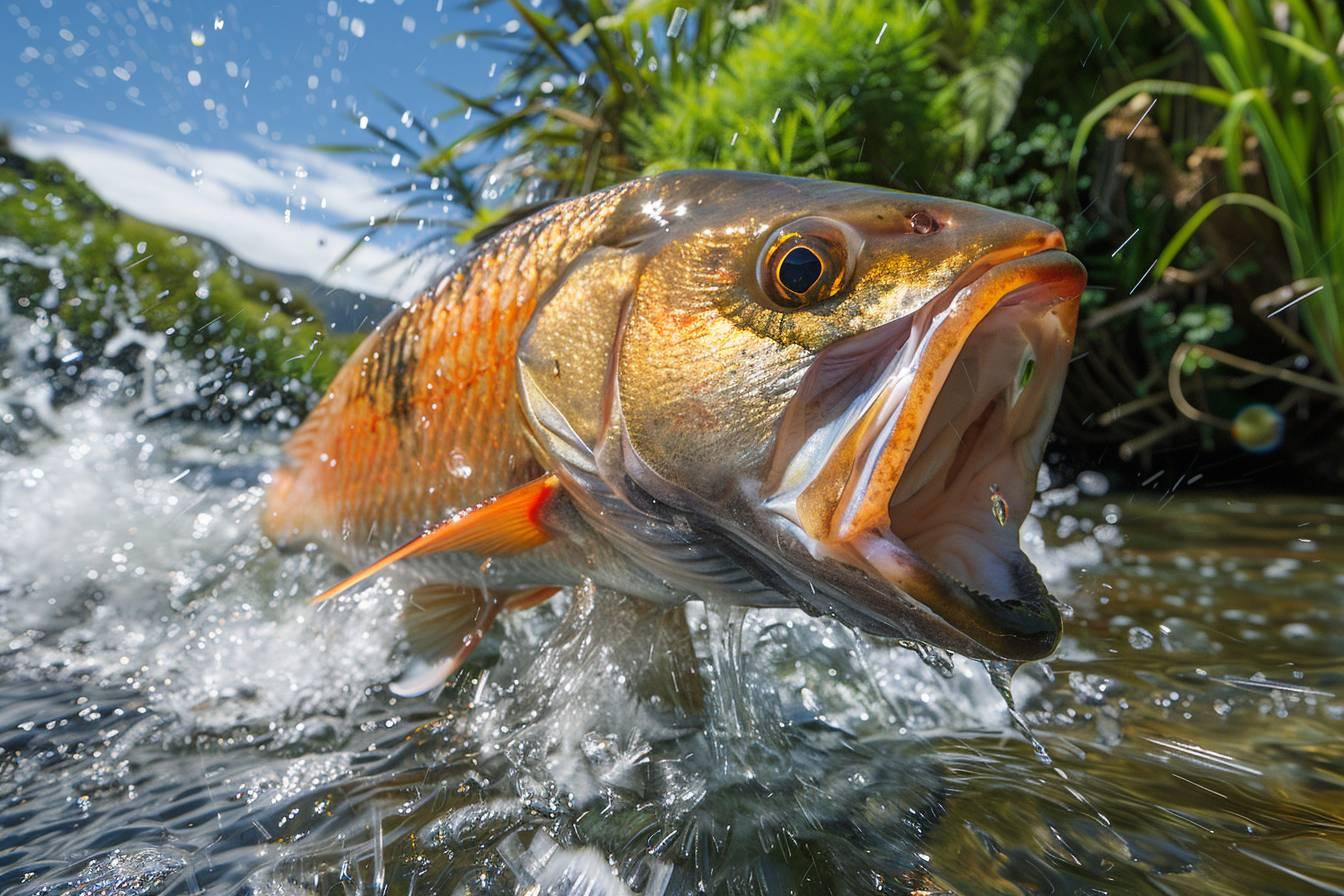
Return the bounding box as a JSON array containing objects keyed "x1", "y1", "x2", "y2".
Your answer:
[{"x1": 518, "y1": 172, "x2": 1084, "y2": 662}]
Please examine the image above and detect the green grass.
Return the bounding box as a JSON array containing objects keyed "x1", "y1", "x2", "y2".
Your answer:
[{"x1": 1072, "y1": 0, "x2": 1344, "y2": 382}]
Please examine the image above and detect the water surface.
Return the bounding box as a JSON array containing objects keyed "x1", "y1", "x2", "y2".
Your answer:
[{"x1": 1, "y1": 319, "x2": 1341, "y2": 894}]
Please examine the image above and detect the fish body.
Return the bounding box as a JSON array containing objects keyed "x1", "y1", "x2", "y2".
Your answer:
[{"x1": 264, "y1": 171, "x2": 1085, "y2": 693}]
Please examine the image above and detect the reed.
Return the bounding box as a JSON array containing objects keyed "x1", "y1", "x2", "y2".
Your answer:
[{"x1": 1072, "y1": 0, "x2": 1344, "y2": 381}]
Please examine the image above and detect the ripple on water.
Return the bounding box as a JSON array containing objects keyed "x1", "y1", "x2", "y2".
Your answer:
[{"x1": 2, "y1": 329, "x2": 1343, "y2": 893}]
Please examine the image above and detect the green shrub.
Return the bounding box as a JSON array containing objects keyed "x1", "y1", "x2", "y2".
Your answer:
[{"x1": 630, "y1": 0, "x2": 943, "y2": 183}]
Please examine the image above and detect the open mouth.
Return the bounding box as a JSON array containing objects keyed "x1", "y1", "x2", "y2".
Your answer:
[{"x1": 763, "y1": 244, "x2": 1085, "y2": 660}]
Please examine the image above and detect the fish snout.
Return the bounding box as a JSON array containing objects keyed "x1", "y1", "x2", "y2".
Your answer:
[
  {"x1": 932, "y1": 199, "x2": 1068, "y2": 259},
  {"x1": 755, "y1": 201, "x2": 1084, "y2": 662}
]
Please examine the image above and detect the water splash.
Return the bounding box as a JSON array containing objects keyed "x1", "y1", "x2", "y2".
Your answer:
[
  {"x1": 984, "y1": 659, "x2": 1052, "y2": 765},
  {"x1": 898, "y1": 638, "x2": 957, "y2": 679}
]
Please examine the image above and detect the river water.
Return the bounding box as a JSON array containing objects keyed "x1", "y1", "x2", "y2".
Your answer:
[{"x1": 1, "y1": 311, "x2": 1342, "y2": 894}]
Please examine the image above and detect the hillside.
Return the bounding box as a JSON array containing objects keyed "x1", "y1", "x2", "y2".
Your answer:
[{"x1": 0, "y1": 137, "x2": 374, "y2": 414}]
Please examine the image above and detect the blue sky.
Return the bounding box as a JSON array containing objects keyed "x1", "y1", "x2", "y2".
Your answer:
[{"x1": 1, "y1": 0, "x2": 514, "y2": 298}]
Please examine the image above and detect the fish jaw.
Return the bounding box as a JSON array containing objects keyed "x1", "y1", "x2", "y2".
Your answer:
[{"x1": 760, "y1": 245, "x2": 1085, "y2": 661}]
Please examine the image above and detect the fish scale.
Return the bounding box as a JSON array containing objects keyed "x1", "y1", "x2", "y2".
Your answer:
[{"x1": 263, "y1": 185, "x2": 633, "y2": 567}]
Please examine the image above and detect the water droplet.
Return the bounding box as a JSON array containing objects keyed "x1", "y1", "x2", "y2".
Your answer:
[
  {"x1": 190, "y1": 29, "x2": 206, "y2": 47},
  {"x1": 985, "y1": 660, "x2": 1051, "y2": 764},
  {"x1": 666, "y1": 6, "x2": 688, "y2": 38},
  {"x1": 898, "y1": 640, "x2": 955, "y2": 679},
  {"x1": 1077, "y1": 470, "x2": 1109, "y2": 496},
  {"x1": 1128, "y1": 626, "x2": 1154, "y2": 649},
  {"x1": 449, "y1": 451, "x2": 472, "y2": 479}
]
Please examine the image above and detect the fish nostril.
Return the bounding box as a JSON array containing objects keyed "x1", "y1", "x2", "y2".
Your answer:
[{"x1": 909, "y1": 211, "x2": 939, "y2": 235}]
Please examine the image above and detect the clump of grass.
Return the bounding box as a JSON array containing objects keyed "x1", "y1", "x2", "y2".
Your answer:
[{"x1": 1073, "y1": 0, "x2": 1344, "y2": 382}]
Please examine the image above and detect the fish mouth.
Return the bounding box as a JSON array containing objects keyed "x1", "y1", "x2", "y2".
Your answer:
[{"x1": 762, "y1": 243, "x2": 1085, "y2": 660}]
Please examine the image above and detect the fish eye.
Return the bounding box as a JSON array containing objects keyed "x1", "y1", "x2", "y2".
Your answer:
[
  {"x1": 758, "y1": 218, "x2": 851, "y2": 311},
  {"x1": 778, "y1": 247, "x2": 823, "y2": 293}
]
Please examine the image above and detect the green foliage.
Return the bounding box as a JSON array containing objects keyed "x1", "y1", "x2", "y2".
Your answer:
[
  {"x1": 944, "y1": 56, "x2": 1032, "y2": 166},
  {"x1": 0, "y1": 146, "x2": 357, "y2": 407},
  {"x1": 1074, "y1": 0, "x2": 1344, "y2": 381},
  {"x1": 931, "y1": 0, "x2": 1064, "y2": 164},
  {"x1": 628, "y1": 0, "x2": 1124, "y2": 192},
  {"x1": 952, "y1": 111, "x2": 1085, "y2": 243},
  {"x1": 630, "y1": 0, "x2": 942, "y2": 183},
  {"x1": 1170, "y1": 303, "x2": 1237, "y2": 373}
]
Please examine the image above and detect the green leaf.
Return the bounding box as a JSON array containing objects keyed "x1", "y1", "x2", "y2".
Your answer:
[{"x1": 1153, "y1": 192, "x2": 1297, "y2": 280}]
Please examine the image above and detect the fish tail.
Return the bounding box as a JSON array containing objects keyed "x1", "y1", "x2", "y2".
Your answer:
[{"x1": 261, "y1": 391, "x2": 346, "y2": 547}]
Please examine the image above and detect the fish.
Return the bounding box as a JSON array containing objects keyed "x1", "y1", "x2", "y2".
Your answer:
[{"x1": 262, "y1": 171, "x2": 1085, "y2": 695}]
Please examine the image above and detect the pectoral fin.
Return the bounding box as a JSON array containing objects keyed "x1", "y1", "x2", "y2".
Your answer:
[
  {"x1": 308, "y1": 474, "x2": 561, "y2": 606},
  {"x1": 392, "y1": 583, "x2": 560, "y2": 696}
]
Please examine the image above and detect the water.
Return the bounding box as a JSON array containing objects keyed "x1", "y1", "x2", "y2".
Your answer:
[{"x1": 2, "y1": 317, "x2": 1343, "y2": 894}]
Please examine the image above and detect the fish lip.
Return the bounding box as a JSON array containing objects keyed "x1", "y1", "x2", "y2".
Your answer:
[
  {"x1": 830, "y1": 246, "x2": 1086, "y2": 540},
  {"x1": 844, "y1": 530, "x2": 1062, "y2": 661},
  {"x1": 761, "y1": 243, "x2": 1084, "y2": 660}
]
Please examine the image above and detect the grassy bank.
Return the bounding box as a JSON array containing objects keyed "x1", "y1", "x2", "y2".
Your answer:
[{"x1": 1, "y1": 137, "x2": 361, "y2": 418}]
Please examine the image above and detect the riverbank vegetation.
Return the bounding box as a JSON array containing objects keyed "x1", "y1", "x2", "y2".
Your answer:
[
  {"x1": 0, "y1": 135, "x2": 360, "y2": 424},
  {"x1": 4, "y1": 2, "x2": 1337, "y2": 484},
  {"x1": 342, "y1": 0, "x2": 1342, "y2": 485}
]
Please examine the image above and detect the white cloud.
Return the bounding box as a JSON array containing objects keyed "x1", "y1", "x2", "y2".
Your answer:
[{"x1": 13, "y1": 117, "x2": 431, "y2": 301}]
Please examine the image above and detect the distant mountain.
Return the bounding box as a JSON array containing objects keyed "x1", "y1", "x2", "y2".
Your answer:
[
  {"x1": 162, "y1": 228, "x2": 399, "y2": 335},
  {"x1": 231, "y1": 255, "x2": 397, "y2": 334},
  {"x1": 2, "y1": 140, "x2": 368, "y2": 401}
]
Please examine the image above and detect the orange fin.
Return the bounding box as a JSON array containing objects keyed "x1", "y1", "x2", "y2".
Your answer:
[
  {"x1": 391, "y1": 583, "x2": 559, "y2": 696},
  {"x1": 308, "y1": 474, "x2": 561, "y2": 606},
  {"x1": 502, "y1": 586, "x2": 561, "y2": 613}
]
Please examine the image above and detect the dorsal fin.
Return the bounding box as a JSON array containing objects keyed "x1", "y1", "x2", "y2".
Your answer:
[{"x1": 308, "y1": 474, "x2": 561, "y2": 606}]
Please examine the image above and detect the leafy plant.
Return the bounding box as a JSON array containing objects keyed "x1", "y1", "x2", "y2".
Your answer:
[
  {"x1": 1072, "y1": 0, "x2": 1344, "y2": 382},
  {"x1": 630, "y1": 0, "x2": 942, "y2": 184}
]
